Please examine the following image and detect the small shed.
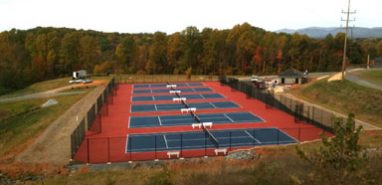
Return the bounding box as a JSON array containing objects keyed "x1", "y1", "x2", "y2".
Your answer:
[
  {"x1": 279, "y1": 68, "x2": 307, "y2": 84},
  {"x1": 72, "y1": 70, "x2": 88, "y2": 79}
]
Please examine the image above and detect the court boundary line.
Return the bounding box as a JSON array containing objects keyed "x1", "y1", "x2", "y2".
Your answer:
[
  {"x1": 158, "y1": 116, "x2": 162, "y2": 126},
  {"x1": 209, "y1": 102, "x2": 217, "y2": 108},
  {"x1": 276, "y1": 127, "x2": 300, "y2": 143},
  {"x1": 223, "y1": 113, "x2": 235, "y2": 123},
  {"x1": 247, "y1": 111, "x2": 266, "y2": 123},
  {"x1": 127, "y1": 116, "x2": 131, "y2": 128},
  {"x1": 163, "y1": 135, "x2": 169, "y2": 149},
  {"x1": 244, "y1": 130, "x2": 262, "y2": 144}
]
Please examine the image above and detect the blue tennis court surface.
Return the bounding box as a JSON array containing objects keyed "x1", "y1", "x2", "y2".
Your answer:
[
  {"x1": 134, "y1": 82, "x2": 203, "y2": 89},
  {"x1": 133, "y1": 87, "x2": 212, "y2": 94},
  {"x1": 131, "y1": 101, "x2": 239, "y2": 112},
  {"x1": 126, "y1": 128, "x2": 296, "y2": 152},
  {"x1": 129, "y1": 112, "x2": 263, "y2": 128},
  {"x1": 132, "y1": 93, "x2": 224, "y2": 102}
]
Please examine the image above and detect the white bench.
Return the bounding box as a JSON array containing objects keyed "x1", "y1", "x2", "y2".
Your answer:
[
  {"x1": 189, "y1": 107, "x2": 196, "y2": 113},
  {"x1": 192, "y1": 123, "x2": 202, "y2": 129},
  {"x1": 180, "y1": 97, "x2": 187, "y2": 101},
  {"x1": 169, "y1": 90, "x2": 181, "y2": 94},
  {"x1": 166, "y1": 84, "x2": 177, "y2": 88},
  {"x1": 214, "y1": 148, "x2": 227, "y2": 155},
  {"x1": 202, "y1": 122, "x2": 213, "y2": 128},
  {"x1": 180, "y1": 108, "x2": 189, "y2": 113},
  {"x1": 167, "y1": 151, "x2": 180, "y2": 158},
  {"x1": 172, "y1": 97, "x2": 181, "y2": 102},
  {"x1": 169, "y1": 90, "x2": 176, "y2": 94}
]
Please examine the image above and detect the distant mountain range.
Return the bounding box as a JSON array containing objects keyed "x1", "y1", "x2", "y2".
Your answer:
[{"x1": 276, "y1": 27, "x2": 382, "y2": 38}]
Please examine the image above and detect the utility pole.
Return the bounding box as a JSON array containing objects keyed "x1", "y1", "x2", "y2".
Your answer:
[{"x1": 341, "y1": 0, "x2": 356, "y2": 80}]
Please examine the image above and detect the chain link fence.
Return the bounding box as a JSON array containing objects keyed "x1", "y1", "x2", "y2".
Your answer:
[
  {"x1": 70, "y1": 77, "x2": 117, "y2": 159},
  {"x1": 219, "y1": 76, "x2": 336, "y2": 131},
  {"x1": 73, "y1": 127, "x2": 325, "y2": 163}
]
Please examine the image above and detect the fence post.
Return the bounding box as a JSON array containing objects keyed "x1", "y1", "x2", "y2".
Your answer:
[
  {"x1": 298, "y1": 127, "x2": 301, "y2": 142},
  {"x1": 129, "y1": 136, "x2": 132, "y2": 162},
  {"x1": 107, "y1": 137, "x2": 110, "y2": 163},
  {"x1": 229, "y1": 132, "x2": 232, "y2": 151},
  {"x1": 180, "y1": 134, "x2": 183, "y2": 158},
  {"x1": 154, "y1": 135, "x2": 157, "y2": 160},
  {"x1": 204, "y1": 132, "x2": 207, "y2": 157},
  {"x1": 86, "y1": 138, "x2": 90, "y2": 164},
  {"x1": 277, "y1": 129, "x2": 280, "y2": 145}
]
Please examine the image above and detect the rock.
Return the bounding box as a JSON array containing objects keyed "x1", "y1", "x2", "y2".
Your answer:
[
  {"x1": 41, "y1": 99, "x2": 58, "y2": 108},
  {"x1": 225, "y1": 149, "x2": 257, "y2": 160}
]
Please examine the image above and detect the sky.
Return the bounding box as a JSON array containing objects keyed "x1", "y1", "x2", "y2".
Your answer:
[{"x1": 0, "y1": 0, "x2": 380, "y2": 34}]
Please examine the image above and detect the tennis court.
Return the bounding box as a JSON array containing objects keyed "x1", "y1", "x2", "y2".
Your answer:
[
  {"x1": 133, "y1": 87, "x2": 212, "y2": 94},
  {"x1": 72, "y1": 80, "x2": 329, "y2": 163},
  {"x1": 126, "y1": 128, "x2": 296, "y2": 152},
  {"x1": 132, "y1": 93, "x2": 224, "y2": 102},
  {"x1": 129, "y1": 112, "x2": 263, "y2": 128},
  {"x1": 134, "y1": 82, "x2": 203, "y2": 89},
  {"x1": 131, "y1": 101, "x2": 238, "y2": 112}
]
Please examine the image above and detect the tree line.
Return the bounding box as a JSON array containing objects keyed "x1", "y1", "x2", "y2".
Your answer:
[{"x1": 1, "y1": 23, "x2": 382, "y2": 93}]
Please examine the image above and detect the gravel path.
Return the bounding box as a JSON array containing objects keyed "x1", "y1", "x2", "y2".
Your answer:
[{"x1": 345, "y1": 69, "x2": 382, "y2": 91}]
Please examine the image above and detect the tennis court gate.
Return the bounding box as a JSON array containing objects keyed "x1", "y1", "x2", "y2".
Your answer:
[
  {"x1": 70, "y1": 77, "x2": 118, "y2": 160},
  {"x1": 219, "y1": 76, "x2": 335, "y2": 131}
]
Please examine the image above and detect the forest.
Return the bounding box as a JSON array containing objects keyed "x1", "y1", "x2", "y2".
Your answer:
[{"x1": 1, "y1": 23, "x2": 382, "y2": 93}]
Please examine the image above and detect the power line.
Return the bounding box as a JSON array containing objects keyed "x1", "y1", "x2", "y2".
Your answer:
[{"x1": 341, "y1": 0, "x2": 356, "y2": 80}]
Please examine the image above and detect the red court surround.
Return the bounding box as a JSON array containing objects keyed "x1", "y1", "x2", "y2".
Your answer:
[{"x1": 73, "y1": 81, "x2": 327, "y2": 163}]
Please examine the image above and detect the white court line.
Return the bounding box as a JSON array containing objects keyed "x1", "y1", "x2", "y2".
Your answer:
[
  {"x1": 125, "y1": 134, "x2": 129, "y2": 153},
  {"x1": 127, "y1": 116, "x2": 131, "y2": 128},
  {"x1": 152, "y1": 96, "x2": 156, "y2": 101},
  {"x1": 247, "y1": 112, "x2": 266, "y2": 123},
  {"x1": 223, "y1": 113, "x2": 235, "y2": 123},
  {"x1": 275, "y1": 128, "x2": 299, "y2": 143},
  {"x1": 154, "y1": 104, "x2": 158, "y2": 111},
  {"x1": 158, "y1": 116, "x2": 162, "y2": 126},
  {"x1": 244, "y1": 130, "x2": 262, "y2": 144},
  {"x1": 163, "y1": 135, "x2": 169, "y2": 149},
  {"x1": 209, "y1": 102, "x2": 217, "y2": 108}
]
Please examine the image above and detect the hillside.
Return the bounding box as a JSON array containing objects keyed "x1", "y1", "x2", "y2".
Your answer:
[
  {"x1": 277, "y1": 27, "x2": 382, "y2": 38},
  {"x1": 291, "y1": 79, "x2": 382, "y2": 127}
]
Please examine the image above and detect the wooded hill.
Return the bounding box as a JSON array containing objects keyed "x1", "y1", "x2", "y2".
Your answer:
[{"x1": 1, "y1": 23, "x2": 382, "y2": 93}]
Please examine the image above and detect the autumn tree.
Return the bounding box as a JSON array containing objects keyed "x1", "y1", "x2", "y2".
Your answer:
[{"x1": 146, "y1": 32, "x2": 168, "y2": 74}]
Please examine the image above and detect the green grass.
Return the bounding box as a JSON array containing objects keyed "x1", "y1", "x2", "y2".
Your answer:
[
  {"x1": 0, "y1": 93, "x2": 88, "y2": 159},
  {"x1": 358, "y1": 69, "x2": 382, "y2": 86},
  {"x1": 0, "y1": 77, "x2": 72, "y2": 98},
  {"x1": 0, "y1": 76, "x2": 111, "y2": 98},
  {"x1": 292, "y1": 79, "x2": 382, "y2": 127}
]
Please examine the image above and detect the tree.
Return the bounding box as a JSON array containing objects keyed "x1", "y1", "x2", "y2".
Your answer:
[
  {"x1": 297, "y1": 114, "x2": 370, "y2": 185},
  {"x1": 181, "y1": 26, "x2": 202, "y2": 73},
  {"x1": 146, "y1": 32, "x2": 167, "y2": 74},
  {"x1": 79, "y1": 35, "x2": 101, "y2": 71},
  {"x1": 167, "y1": 32, "x2": 183, "y2": 74}
]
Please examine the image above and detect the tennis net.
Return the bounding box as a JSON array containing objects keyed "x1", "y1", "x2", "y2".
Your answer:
[{"x1": 202, "y1": 125, "x2": 219, "y2": 148}]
